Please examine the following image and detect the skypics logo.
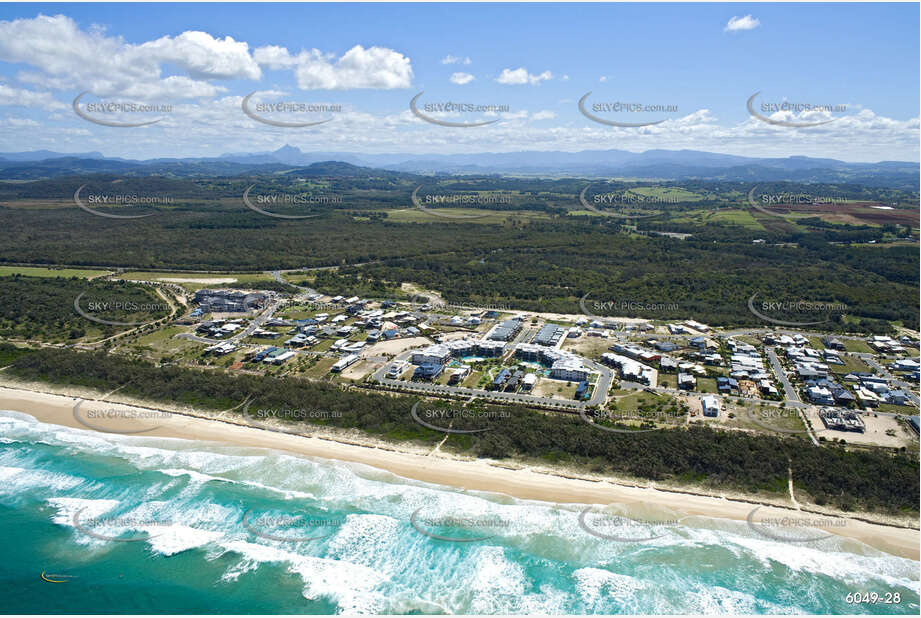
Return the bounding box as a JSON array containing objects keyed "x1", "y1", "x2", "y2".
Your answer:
[
  {"x1": 747, "y1": 293, "x2": 847, "y2": 327},
  {"x1": 746, "y1": 92, "x2": 845, "y2": 128},
  {"x1": 72, "y1": 92, "x2": 171, "y2": 128},
  {"x1": 410, "y1": 185, "x2": 504, "y2": 220},
  {"x1": 747, "y1": 186, "x2": 845, "y2": 218},
  {"x1": 73, "y1": 185, "x2": 164, "y2": 219},
  {"x1": 71, "y1": 396, "x2": 249, "y2": 435},
  {"x1": 409, "y1": 507, "x2": 511, "y2": 543},
  {"x1": 40, "y1": 571, "x2": 78, "y2": 584},
  {"x1": 578, "y1": 406, "x2": 686, "y2": 434},
  {"x1": 578, "y1": 92, "x2": 678, "y2": 127},
  {"x1": 579, "y1": 293, "x2": 679, "y2": 319},
  {"x1": 241, "y1": 400, "x2": 342, "y2": 434},
  {"x1": 410, "y1": 401, "x2": 508, "y2": 434},
  {"x1": 242, "y1": 185, "x2": 333, "y2": 219},
  {"x1": 72, "y1": 400, "x2": 172, "y2": 435},
  {"x1": 241, "y1": 92, "x2": 340, "y2": 128},
  {"x1": 410, "y1": 92, "x2": 506, "y2": 128},
  {"x1": 242, "y1": 509, "x2": 342, "y2": 543},
  {"x1": 578, "y1": 185, "x2": 666, "y2": 219},
  {"x1": 72, "y1": 507, "x2": 171, "y2": 542},
  {"x1": 743, "y1": 406, "x2": 811, "y2": 435},
  {"x1": 409, "y1": 293, "x2": 511, "y2": 314},
  {"x1": 73, "y1": 292, "x2": 169, "y2": 326},
  {"x1": 578, "y1": 507, "x2": 688, "y2": 543},
  {"x1": 745, "y1": 507, "x2": 842, "y2": 543}
]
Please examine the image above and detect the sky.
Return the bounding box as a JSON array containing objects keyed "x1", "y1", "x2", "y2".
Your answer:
[{"x1": 0, "y1": 2, "x2": 918, "y2": 161}]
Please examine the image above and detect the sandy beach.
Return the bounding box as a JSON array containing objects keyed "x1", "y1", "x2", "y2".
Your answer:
[{"x1": 1, "y1": 384, "x2": 918, "y2": 560}]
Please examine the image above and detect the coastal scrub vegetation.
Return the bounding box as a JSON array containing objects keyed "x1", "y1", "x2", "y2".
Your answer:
[{"x1": 7, "y1": 347, "x2": 918, "y2": 515}]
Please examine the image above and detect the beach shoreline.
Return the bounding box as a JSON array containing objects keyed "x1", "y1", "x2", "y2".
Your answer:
[{"x1": 1, "y1": 383, "x2": 918, "y2": 561}]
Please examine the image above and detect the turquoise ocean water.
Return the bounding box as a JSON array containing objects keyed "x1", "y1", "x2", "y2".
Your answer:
[{"x1": 1, "y1": 409, "x2": 918, "y2": 615}]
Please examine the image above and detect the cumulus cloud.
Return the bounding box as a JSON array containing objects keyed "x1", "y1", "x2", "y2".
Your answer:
[
  {"x1": 0, "y1": 97, "x2": 915, "y2": 162},
  {"x1": 255, "y1": 44, "x2": 412, "y2": 90},
  {"x1": 138, "y1": 30, "x2": 261, "y2": 80},
  {"x1": 441, "y1": 54, "x2": 471, "y2": 65},
  {"x1": 450, "y1": 72, "x2": 474, "y2": 85},
  {"x1": 0, "y1": 83, "x2": 66, "y2": 110},
  {"x1": 0, "y1": 116, "x2": 40, "y2": 127},
  {"x1": 496, "y1": 68, "x2": 553, "y2": 85},
  {"x1": 724, "y1": 15, "x2": 760, "y2": 32},
  {"x1": 531, "y1": 110, "x2": 556, "y2": 121},
  {"x1": 0, "y1": 14, "x2": 259, "y2": 99}
]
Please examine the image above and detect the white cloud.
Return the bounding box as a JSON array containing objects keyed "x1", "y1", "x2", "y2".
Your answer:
[
  {"x1": 531, "y1": 110, "x2": 556, "y2": 121},
  {"x1": 599, "y1": 76, "x2": 608, "y2": 83},
  {"x1": 724, "y1": 15, "x2": 760, "y2": 32},
  {"x1": 561, "y1": 75, "x2": 570, "y2": 81},
  {"x1": 255, "y1": 44, "x2": 412, "y2": 90},
  {"x1": 0, "y1": 116, "x2": 40, "y2": 127},
  {"x1": 0, "y1": 14, "x2": 259, "y2": 100},
  {"x1": 138, "y1": 31, "x2": 260, "y2": 80},
  {"x1": 496, "y1": 68, "x2": 553, "y2": 86},
  {"x1": 450, "y1": 72, "x2": 475, "y2": 85},
  {"x1": 0, "y1": 102, "x2": 915, "y2": 162},
  {"x1": 0, "y1": 83, "x2": 66, "y2": 110},
  {"x1": 441, "y1": 54, "x2": 471, "y2": 65}
]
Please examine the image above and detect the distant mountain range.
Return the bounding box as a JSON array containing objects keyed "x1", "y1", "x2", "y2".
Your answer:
[{"x1": 0, "y1": 146, "x2": 917, "y2": 188}]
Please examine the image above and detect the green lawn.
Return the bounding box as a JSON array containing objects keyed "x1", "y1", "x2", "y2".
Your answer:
[
  {"x1": 875, "y1": 403, "x2": 919, "y2": 414},
  {"x1": 808, "y1": 337, "x2": 826, "y2": 350},
  {"x1": 626, "y1": 187, "x2": 704, "y2": 202},
  {"x1": 727, "y1": 405, "x2": 807, "y2": 434},
  {"x1": 603, "y1": 390, "x2": 685, "y2": 427},
  {"x1": 658, "y1": 373, "x2": 677, "y2": 389},
  {"x1": 707, "y1": 209, "x2": 767, "y2": 230},
  {"x1": 697, "y1": 377, "x2": 718, "y2": 393},
  {"x1": 609, "y1": 390, "x2": 675, "y2": 414},
  {"x1": 312, "y1": 339, "x2": 334, "y2": 352},
  {"x1": 301, "y1": 356, "x2": 337, "y2": 378},
  {"x1": 0, "y1": 265, "x2": 111, "y2": 278},
  {"x1": 830, "y1": 355, "x2": 872, "y2": 375},
  {"x1": 842, "y1": 339, "x2": 875, "y2": 354}
]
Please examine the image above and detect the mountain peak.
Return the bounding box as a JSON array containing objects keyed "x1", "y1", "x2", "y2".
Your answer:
[{"x1": 274, "y1": 144, "x2": 303, "y2": 155}]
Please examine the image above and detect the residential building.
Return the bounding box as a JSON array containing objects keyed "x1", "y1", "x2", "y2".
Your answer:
[
  {"x1": 533, "y1": 323, "x2": 565, "y2": 347},
  {"x1": 521, "y1": 373, "x2": 537, "y2": 391},
  {"x1": 701, "y1": 395, "x2": 720, "y2": 417},
  {"x1": 413, "y1": 363, "x2": 443, "y2": 380},
  {"x1": 550, "y1": 357, "x2": 589, "y2": 382},
  {"x1": 490, "y1": 368, "x2": 511, "y2": 390},
  {"x1": 678, "y1": 373, "x2": 696, "y2": 390},
  {"x1": 806, "y1": 385, "x2": 835, "y2": 405},
  {"x1": 489, "y1": 318, "x2": 522, "y2": 341}
]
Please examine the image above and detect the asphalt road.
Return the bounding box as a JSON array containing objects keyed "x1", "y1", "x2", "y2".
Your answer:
[{"x1": 765, "y1": 346, "x2": 804, "y2": 406}]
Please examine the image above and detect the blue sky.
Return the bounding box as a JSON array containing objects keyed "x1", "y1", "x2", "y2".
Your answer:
[{"x1": 0, "y1": 2, "x2": 917, "y2": 161}]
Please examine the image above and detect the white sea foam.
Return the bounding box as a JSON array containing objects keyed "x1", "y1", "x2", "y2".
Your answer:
[
  {"x1": 157, "y1": 466, "x2": 316, "y2": 500},
  {"x1": 47, "y1": 496, "x2": 120, "y2": 525},
  {"x1": 574, "y1": 567, "x2": 646, "y2": 611},
  {"x1": 4, "y1": 408, "x2": 919, "y2": 614},
  {"x1": 218, "y1": 539, "x2": 389, "y2": 614},
  {"x1": 0, "y1": 465, "x2": 86, "y2": 494},
  {"x1": 144, "y1": 524, "x2": 225, "y2": 556},
  {"x1": 46, "y1": 496, "x2": 122, "y2": 547}
]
